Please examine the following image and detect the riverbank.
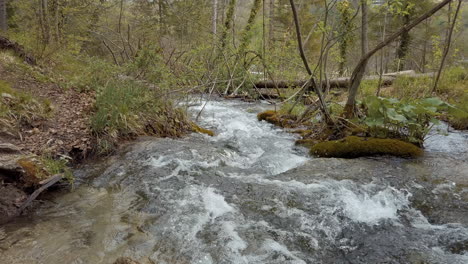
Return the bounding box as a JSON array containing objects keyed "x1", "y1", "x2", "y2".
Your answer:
[{"x1": 0, "y1": 50, "x2": 208, "y2": 224}]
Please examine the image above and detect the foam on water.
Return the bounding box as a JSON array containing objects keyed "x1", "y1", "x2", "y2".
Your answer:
[
  {"x1": 425, "y1": 122, "x2": 468, "y2": 154},
  {"x1": 203, "y1": 187, "x2": 235, "y2": 221},
  {"x1": 339, "y1": 186, "x2": 408, "y2": 224}
]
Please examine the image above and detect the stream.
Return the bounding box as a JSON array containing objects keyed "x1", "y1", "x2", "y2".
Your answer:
[{"x1": 1, "y1": 99, "x2": 468, "y2": 264}]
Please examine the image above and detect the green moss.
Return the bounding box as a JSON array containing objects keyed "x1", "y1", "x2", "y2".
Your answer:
[
  {"x1": 191, "y1": 123, "x2": 215, "y2": 136},
  {"x1": 257, "y1": 110, "x2": 298, "y2": 128},
  {"x1": 310, "y1": 136, "x2": 423, "y2": 158},
  {"x1": 257, "y1": 110, "x2": 277, "y2": 121},
  {"x1": 295, "y1": 139, "x2": 319, "y2": 148}
]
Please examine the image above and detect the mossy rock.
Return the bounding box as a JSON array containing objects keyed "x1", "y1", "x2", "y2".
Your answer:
[
  {"x1": 257, "y1": 110, "x2": 298, "y2": 128},
  {"x1": 257, "y1": 110, "x2": 277, "y2": 121},
  {"x1": 310, "y1": 136, "x2": 423, "y2": 158},
  {"x1": 191, "y1": 123, "x2": 215, "y2": 136},
  {"x1": 17, "y1": 157, "x2": 50, "y2": 187}
]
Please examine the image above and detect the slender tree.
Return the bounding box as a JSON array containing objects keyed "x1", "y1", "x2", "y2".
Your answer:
[
  {"x1": 289, "y1": 0, "x2": 332, "y2": 124},
  {"x1": 343, "y1": 0, "x2": 454, "y2": 118},
  {"x1": 0, "y1": 0, "x2": 7, "y2": 33},
  {"x1": 432, "y1": 0, "x2": 462, "y2": 93},
  {"x1": 212, "y1": 0, "x2": 218, "y2": 38}
]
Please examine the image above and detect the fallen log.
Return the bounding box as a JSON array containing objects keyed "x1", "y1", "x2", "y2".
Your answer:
[
  {"x1": 254, "y1": 70, "x2": 431, "y2": 89},
  {"x1": 255, "y1": 75, "x2": 395, "y2": 89},
  {"x1": 0, "y1": 36, "x2": 36, "y2": 65}
]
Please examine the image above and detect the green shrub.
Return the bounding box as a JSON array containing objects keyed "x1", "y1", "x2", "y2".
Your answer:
[
  {"x1": 361, "y1": 96, "x2": 447, "y2": 145},
  {"x1": 91, "y1": 80, "x2": 190, "y2": 153},
  {"x1": 40, "y1": 156, "x2": 74, "y2": 184}
]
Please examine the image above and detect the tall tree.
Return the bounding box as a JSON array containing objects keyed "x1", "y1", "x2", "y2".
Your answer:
[
  {"x1": 0, "y1": 0, "x2": 6, "y2": 33},
  {"x1": 212, "y1": 0, "x2": 218, "y2": 37},
  {"x1": 343, "y1": 0, "x2": 454, "y2": 118}
]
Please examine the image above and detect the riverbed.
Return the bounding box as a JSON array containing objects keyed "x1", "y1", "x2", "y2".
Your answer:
[{"x1": 1, "y1": 99, "x2": 467, "y2": 264}]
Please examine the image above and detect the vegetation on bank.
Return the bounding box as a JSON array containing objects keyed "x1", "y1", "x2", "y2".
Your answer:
[{"x1": 0, "y1": 0, "x2": 466, "y2": 168}]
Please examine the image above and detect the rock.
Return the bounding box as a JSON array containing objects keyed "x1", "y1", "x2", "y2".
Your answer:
[
  {"x1": 0, "y1": 144, "x2": 23, "y2": 175},
  {"x1": 0, "y1": 184, "x2": 27, "y2": 224},
  {"x1": 113, "y1": 257, "x2": 141, "y2": 264}
]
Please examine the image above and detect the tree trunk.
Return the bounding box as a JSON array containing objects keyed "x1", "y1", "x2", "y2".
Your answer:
[
  {"x1": 396, "y1": 6, "x2": 411, "y2": 71},
  {"x1": 343, "y1": 0, "x2": 453, "y2": 118},
  {"x1": 269, "y1": 0, "x2": 275, "y2": 45},
  {"x1": 289, "y1": 0, "x2": 332, "y2": 124},
  {"x1": 238, "y1": 0, "x2": 262, "y2": 57},
  {"x1": 39, "y1": 0, "x2": 50, "y2": 45},
  {"x1": 212, "y1": 0, "x2": 218, "y2": 37},
  {"x1": 432, "y1": 0, "x2": 462, "y2": 93},
  {"x1": 0, "y1": 0, "x2": 7, "y2": 33},
  {"x1": 361, "y1": 0, "x2": 368, "y2": 58},
  {"x1": 220, "y1": 0, "x2": 236, "y2": 49}
]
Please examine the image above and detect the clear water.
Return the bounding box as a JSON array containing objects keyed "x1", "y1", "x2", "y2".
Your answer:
[{"x1": 1, "y1": 100, "x2": 467, "y2": 264}]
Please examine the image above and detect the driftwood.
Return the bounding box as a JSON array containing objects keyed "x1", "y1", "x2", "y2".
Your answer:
[
  {"x1": 17, "y1": 174, "x2": 63, "y2": 215},
  {"x1": 0, "y1": 36, "x2": 36, "y2": 65},
  {"x1": 253, "y1": 70, "x2": 432, "y2": 89}
]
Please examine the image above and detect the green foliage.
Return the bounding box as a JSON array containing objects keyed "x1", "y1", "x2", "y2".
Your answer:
[
  {"x1": 91, "y1": 80, "x2": 190, "y2": 153},
  {"x1": 126, "y1": 46, "x2": 176, "y2": 90},
  {"x1": 52, "y1": 53, "x2": 121, "y2": 92},
  {"x1": 279, "y1": 102, "x2": 306, "y2": 117},
  {"x1": 362, "y1": 96, "x2": 448, "y2": 145},
  {"x1": 447, "y1": 93, "x2": 468, "y2": 130},
  {"x1": 0, "y1": 80, "x2": 52, "y2": 131},
  {"x1": 40, "y1": 156, "x2": 74, "y2": 184}
]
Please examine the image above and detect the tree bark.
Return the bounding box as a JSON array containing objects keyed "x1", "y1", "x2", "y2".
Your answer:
[
  {"x1": 432, "y1": 0, "x2": 462, "y2": 93},
  {"x1": 343, "y1": 0, "x2": 453, "y2": 118},
  {"x1": 39, "y1": 0, "x2": 50, "y2": 45},
  {"x1": 396, "y1": 3, "x2": 411, "y2": 71},
  {"x1": 361, "y1": 0, "x2": 368, "y2": 58},
  {"x1": 212, "y1": 0, "x2": 218, "y2": 37},
  {"x1": 0, "y1": 0, "x2": 7, "y2": 33},
  {"x1": 269, "y1": 0, "x2": 275, "y2": 45}
]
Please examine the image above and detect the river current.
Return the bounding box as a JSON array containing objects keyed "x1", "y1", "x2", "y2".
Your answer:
[{"x1": 1, "y1": 99, "x2": 467, "y2": 264}]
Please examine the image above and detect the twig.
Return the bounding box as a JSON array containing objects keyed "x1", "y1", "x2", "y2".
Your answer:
[{"x1": 17, "y1": 174, "x2": 63, "y2": 215}]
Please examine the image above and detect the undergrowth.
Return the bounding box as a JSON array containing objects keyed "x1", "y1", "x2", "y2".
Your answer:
[
  {"x1": 0, "y1": 79, "x2": 52, "y2": 132},
  {"x1": 91, "y1": 80, "x2": 191, "y2": 153}
]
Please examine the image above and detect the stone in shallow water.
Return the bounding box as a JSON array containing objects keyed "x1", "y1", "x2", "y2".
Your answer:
[{"x1": 113, "y1": 257, "x2": 140, "y2": 264}]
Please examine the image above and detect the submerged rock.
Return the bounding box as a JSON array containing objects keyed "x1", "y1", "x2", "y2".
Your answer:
[
  {"x1": 310, "y1": 136, "x2": 423, "y2": 158},
  {"x1": 113, "y1": 257, "x2": 141, "y2": 264}
]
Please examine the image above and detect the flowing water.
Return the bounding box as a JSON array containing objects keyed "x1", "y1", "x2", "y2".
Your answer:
[{"x1": 1, "y1": 100, "x2": 468, "y2": 264}]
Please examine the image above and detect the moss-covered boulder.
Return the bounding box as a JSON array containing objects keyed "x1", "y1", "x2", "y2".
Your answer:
[
  {"x1": 257, "y1": 110, "x2": 298, "y2": 128},
  {"x1": 310, "y1": 136, "x2": 423, "y2": 158}
]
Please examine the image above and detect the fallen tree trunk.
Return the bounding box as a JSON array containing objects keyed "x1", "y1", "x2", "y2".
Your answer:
[
  {"x1": 254, "y1": 75, "x2": 395, "y2": 89},
  {"x1": 254, "y1": 71, "x2": 432, "y2": 89},
  {"x1": 0, "y1": 36, "x2": 36, "y2": 65}
]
